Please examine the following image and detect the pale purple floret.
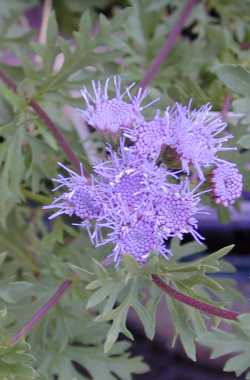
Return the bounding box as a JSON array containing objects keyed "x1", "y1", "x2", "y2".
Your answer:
[
  {"x1": 80, "y1": 76, "x2": 158, "y2": 133},
  {"x1": 44, "y1": 163, "x2": 102, "y2": 221},
  {"x1": 153, "y1": 181, "x2": 204, "y2": 243},
  {"x1": 102, "y1": 219, "x2": 159, "y2": 265},
  {"x1": 120, "y1": 220, "x2": 158, "y2": 264},
  {"x1": 168, "y1": 102, "x2": 234, "y2": 180},
  {"x1": 94, "y1": 140, "x2": 170, "y2": 211},
  {"x1": 211, "y1": 164, "x2": 243, "y2": 206},
  {"x1": 95, "y1": 207, "x2": 169, "y2": 266},
  {"x1": 124, "y1": 110, "x2": 171, "y2": 160}
]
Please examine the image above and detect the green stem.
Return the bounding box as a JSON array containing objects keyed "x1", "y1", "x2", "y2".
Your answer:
[{"x1": 22, "y1": 189, "x2": 51, "y2": 205}]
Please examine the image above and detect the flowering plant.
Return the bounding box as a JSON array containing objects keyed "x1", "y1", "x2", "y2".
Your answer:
[
  {"x1": 0, "y1": 1, "x2": 250, "y2": 379},
  {"x1": 46, "y1": 76, "x2": 243, "y2": 266}
]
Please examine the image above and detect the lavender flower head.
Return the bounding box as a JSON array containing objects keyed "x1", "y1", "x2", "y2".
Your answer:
[
  {"x1": 44, "y1": 163, "x2": 102, "y2": 221},
  {"x1": 45, "y1": 77, "x2": 243, "y2": 266},
  {"x1": 96, "y1": 208, "x2": 166, "y2": 266},
  {"x1": 94, "y1": 140, "x2": 171, "y2": 211},
  {"x1": 153, "y1": 181, "x2": 204, "y2": 243},
  {"x1": 168, "y1": 103, "x2": 234, "y2": 180},
  {"x1": 211, "y1": 164, "x2": 243, "y2": 206},
  {"x1": 80, "y1": 76, "x2": 157, "y2": 134},
  {"x1": 124, "y1": 110, "x2": 171, "y2": 160}
]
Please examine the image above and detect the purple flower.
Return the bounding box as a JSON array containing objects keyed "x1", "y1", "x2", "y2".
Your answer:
[
  {"x1": 124, "y1": 110, "x2": 171, "y2": 159},
  {"x1": 94, "y1": 140, "x2": 170, "y2": 211},
  {"x1": 45, "y1": 141, "x2": 204, "y2": 265},
  {"x1": 168, "y1": 103, "x2": 234, "y2": 180},
  {"x1": 45, "y1": 75, "x2": 244, "y2": 267},
  {"x1": 120, "y1": 220, "x2": 159, "y2": 264},
  {"x1": 91, "y1": 145, "x2": 203, "y2": 263},
  {"x1": 211, "y1": 164, "x2": 243, "y2": 206},
  {"x1": 79, "y1": 76, "x2": 157, "y2": 133},
  {"x1": 44, "y1": 163, "x2": 102, "y2": 221},
  {"x1": 153, "y1": 181, "x2": 204, "y2": 243},
  {"x1": 95, "y1": 207, "x2": 168, "y2": 266}
]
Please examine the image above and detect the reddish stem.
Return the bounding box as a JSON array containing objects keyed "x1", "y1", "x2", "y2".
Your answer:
[
  {"x1": 140, "y1": 0, "x2": 200, "y2": 89},
  {"x1": 30, "y1": 100, "x2": 81, "y2": 172},
  {"x1": 240, "y1": 42, "x2": 250, "y2": 50},
  {"x1": 152, "y1": 274, "x2": 239, "y2": 321},
  {"x1": 10, "y1": 279, "x2": 72, "y2": 345},
  {"x1": 0, "y1": 69, "x2": 81, "y2": 173},
  {"x1": 0, "y1": 69, "x2": 17, "y2": 92}
]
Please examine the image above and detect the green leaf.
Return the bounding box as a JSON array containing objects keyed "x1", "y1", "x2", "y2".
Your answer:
[
  {"x1": 0, "y1": 310, "x2": 36, "y2": 380},
  {"x1": 0, "y1": 342, "x2": 36, "y2": 380},
  {"x1": 44, "y1": 11, "x2": 59, "y2": 75},
  {"x1": 132, "y1": 299, "x2": 156, "y2": 340},
  {"x1": 0, "y1": 281, "x2": 34, "y2": 303},
  {"x1": 0, "y1": 127, "x2": 26, "y2": 223},
  {"x1": 104, "y1": 301, "x2": 134, "y2": 353},
  {"x1": 0, "y1": 252, "x2": 7, "y2": 268},
  {"x1": 67, "y1": 263, "x2": 93, "y2": 281},
  {"x1": 238, "y1": 134, "x2": 250, "y2": 149},
  {"x1": 35, "y1": 341, "x2": 148, "y2": 380},
  {"x1": 168, "y1": 298, "x2": 197, "y2": 361},
  {"x1": 0, "y1": 82, "x2": 25, "y2": 111},
  {"x1": 201, "y1": 245, "x2": 234, "y2": 263},
  {"x1": 214, "y1": 64, "x2": 250, "y2": 96},
  {"x1": 199, "y1": 317, "x2": 250, "y2": 378},
  {"x1": 87, "y1": 282, "x2": 115, "y2": 309},
  {"x1": 87, "y1": 270, "x2": 163, "y2": 351}
]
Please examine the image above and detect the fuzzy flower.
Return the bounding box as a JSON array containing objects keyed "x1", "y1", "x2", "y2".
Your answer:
[
  {"x1": 168, "y1": 103, "x2": 234, "y2": 180},
  {"x1": 124, "y1": 110, "x2": 171, "y2": 160},
  {"x1": 80, "y1": 76, "x2": 157, "y2": 133},
  {"x1": 94, "y1": 139, "x2": 170, "y2": 211},
  {"x1": 153, "y1": 181, "x2": 204, "y2": 243},
  {"x1": 96, "y1": 208, "x2": 168, "y2": 266},
  {"x1": 45, "y1": 75, "x2": 244, "y2": 267},
  {"x1": 211, "y1": 164, "x2": 243, "y2": 206},
  {"x1": 44, "y1": 163, "x2": 102, "y2": 221}
]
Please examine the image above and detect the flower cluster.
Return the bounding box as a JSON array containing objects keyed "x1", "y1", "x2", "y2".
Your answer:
[
  {"x1": 46, "y1": 77, "x2": 243, "y2": 266},
  {"x1": 79, "y1": 76, "x2": 157, "y2": 133},
  {"x1": 211, "y1": 164, "x2": 243, "y2": 206}
]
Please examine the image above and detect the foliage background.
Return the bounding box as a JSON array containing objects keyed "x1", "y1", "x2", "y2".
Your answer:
[{"x1": 0, "y1": 0, "x2": 250, "y2": 379}]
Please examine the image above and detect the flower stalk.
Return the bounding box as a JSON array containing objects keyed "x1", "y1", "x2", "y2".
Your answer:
[
  {"x1": 151, "y1": 274, "x2": 239, "y2": 321},
  {"x1": 9, "y1": 271, "x2": 240, "y2": 346},
  {"x1": 0, "y1": 69, "x2": 82, "y2": 173},
  {"x1": 10, "y1": 279, "x2": 72, "y2": 346},
  {"x1": 140, "y1": 0, "x2": 200, "y2": 89}
]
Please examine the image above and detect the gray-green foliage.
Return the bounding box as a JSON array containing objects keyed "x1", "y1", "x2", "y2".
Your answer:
[
  {"x1": 199, "y1": 314, "x2": 250, "y2": 379},
  {"x1": 0, "y1": 309, "x2": 36, "y2": 380},
  {"x1": 1, "y1": 0, "x2": 250, "y2": 379}
]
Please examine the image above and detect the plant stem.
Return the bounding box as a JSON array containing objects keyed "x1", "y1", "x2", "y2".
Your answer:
[
  {"x1": 140, "y1": 0, "x2": 200, "y2": 89},
  {"x1": 10, "y1": 279, "x2": 72, "y2": 345},
  {"x1": 0, "y1": 69, "x2": 17, "y2": 92},
  {"x1": 151, "y1": 274, "x2": 239, "y2": 321},
  {"x1": 38, "y1": 0, "x2": 52, "y2": 45},
  {"x1": 22, "y1": 189, "x2": 51, "y2": 204},
  {"x1": 102, "y1": 259, "x2": 239, "y2": 321},
  {"x1": 35, "y1": 0, "x2": 52, "y2": 65},
  {"x1": 0, "y1": 69, "x2": 82, "y2": 173},
  {"x1": 30, "y1": 99, "x2": 81, "y2": 172},
  {"x1": 240, "y1": 42, "x2": 250, "y2": 50}
]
